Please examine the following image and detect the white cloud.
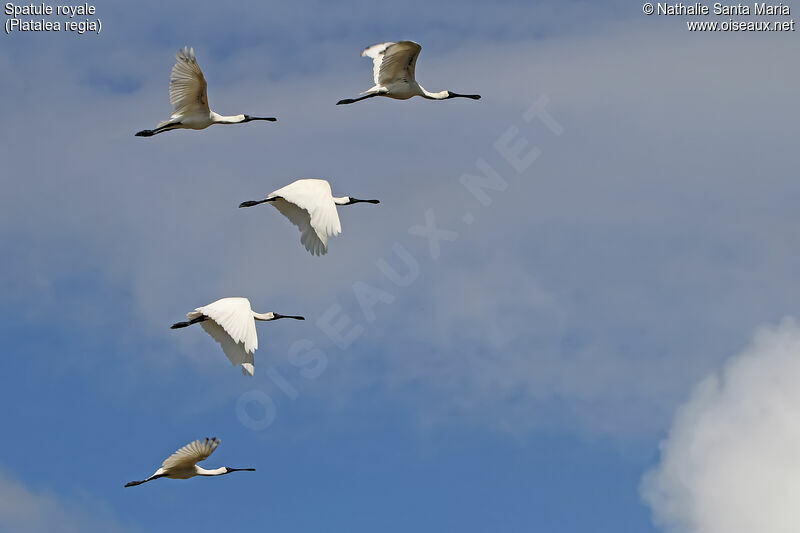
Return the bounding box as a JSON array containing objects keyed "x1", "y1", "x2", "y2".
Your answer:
[
  {"x1": 0, "y1": 470, "x2": 135, "y2": 533},
  {"x1": 641, "y1": 318, "x2": 800, "y2": 533}
]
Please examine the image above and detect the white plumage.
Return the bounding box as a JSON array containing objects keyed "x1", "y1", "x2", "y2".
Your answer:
[
  {"x1": 125, "y1": 437, "x2": 255, "y2": 487},
  {"x1": 191, "y1": 298, "x2": 258, "y2": 375},
  {"x1": 162, "y1": 437, "x2": 220, "y2": 471},
  {"x1": 365, "y1": 41, "x2": 420, "y2": 88},
  {"x1": 169, "y1": 47, "x2": 209, "y2": 119},
  {"x1": 337, "y1": 41, "x2": 481, "y2": 105},
  {"x1": 171, "y1": 297, "x2": 304, "y2": 376},
  {"x1": 239, "y1": 178, "x2": 380, "y2": 256},
  {"x1": 136, "y1": 47, "x2": 276, "y2": 136}
]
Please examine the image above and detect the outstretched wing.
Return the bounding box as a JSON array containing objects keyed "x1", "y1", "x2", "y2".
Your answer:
[
  {"x1": 268, "y1": 179, "x2": 342, "y2": 256},
  {"x1": 169, "y1": 46, "x2": 209, "y2": 117},
  {"x1": 191, "y1": 297, "x2": 258, "y2": 354},
  {"x1": 362, "y1": 41, "x2": 421, "y2": 86},
  {"x1": 199, "y1": 320, "x2": 255, "y2": 376},
  {"x1": 162, "y1": 437, "x2": 220, "y2": 469}
]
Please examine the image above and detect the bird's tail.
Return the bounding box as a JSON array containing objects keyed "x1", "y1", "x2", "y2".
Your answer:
[{"x1": 359, "y1": 86, "x2": 384, "y2": 96}]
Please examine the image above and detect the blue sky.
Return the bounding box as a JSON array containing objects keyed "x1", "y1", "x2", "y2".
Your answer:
[{"x1": 2, "y1": 1, "x2": 799, "y2": 531}]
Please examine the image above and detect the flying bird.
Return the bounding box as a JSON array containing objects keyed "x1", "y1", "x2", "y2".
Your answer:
[
  {"x1": 135, "y1": 47, "x2": 276, "y2": 137},
  {"x1": 171, "y1": 297, "x2": 304, "y2": 376},
  {"x1": 239, "y1": 178, "x2": 380, "y2": 256},
  {"x1": 124, "y1": 437, "x2": 254, "y2": 487},
  {"x1": 336, "y1": 41, "x2": 481, "y2": 105}
]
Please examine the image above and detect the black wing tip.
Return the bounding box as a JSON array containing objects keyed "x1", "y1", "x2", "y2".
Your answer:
[{"x1": 135, "y1": 130, "x2": 154, "y2": 137}]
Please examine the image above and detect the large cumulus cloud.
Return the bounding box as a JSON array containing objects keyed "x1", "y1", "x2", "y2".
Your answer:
[{"x1": 642, "y1": 318, "x2": 800, "y2": 533}]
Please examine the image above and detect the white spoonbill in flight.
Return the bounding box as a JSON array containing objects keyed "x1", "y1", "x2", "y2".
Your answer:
[
  {"x1": 336, "y1": 41, "x2": 481, "y2": 105},
  {"x1": 135, "y1": 47, "x2": 276, "y2": 137},
  {"x1": 171, "y1": 297, "x2": 304, "y2": 376},
  {"x1": 239, "y1": 178, "x2": 380, "y2": 256},
  {"x1": 124, "y1": 437, "x2": 254, "y2": 487}
]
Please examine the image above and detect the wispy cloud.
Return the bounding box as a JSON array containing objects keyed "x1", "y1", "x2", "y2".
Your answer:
[
  {"x1": 2, "y1": 14, "x2": 799, "y2": 442},
  {"x1": 0, "y1": 469, "x2": 137, "y2": 533}
]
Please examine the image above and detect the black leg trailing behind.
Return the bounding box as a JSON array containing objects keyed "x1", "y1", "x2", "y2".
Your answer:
[{"x1": 170, "y1": 316, "x2": 207, "y2": 329}]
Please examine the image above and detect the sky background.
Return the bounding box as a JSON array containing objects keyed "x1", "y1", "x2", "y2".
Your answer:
[{"x1": 1, "y1": 1, "x2": 799, "y2": 531}]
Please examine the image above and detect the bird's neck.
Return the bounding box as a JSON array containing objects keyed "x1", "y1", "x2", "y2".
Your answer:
[
  {"x1": 333, "y1": 196, "x2": 351, "y2": 205},
  {"x1": 196, "y1": 466, "x2": 227, "y2": 476},
  {"x1": 253, "y1": 312, "x2": 275, "y2": 321},
  {"x1": 420, "y1": 87, "x2": 449, "y2": 100},
  {"x1": 211, "y1": 111, "x2": 246, "y2": 124}
]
